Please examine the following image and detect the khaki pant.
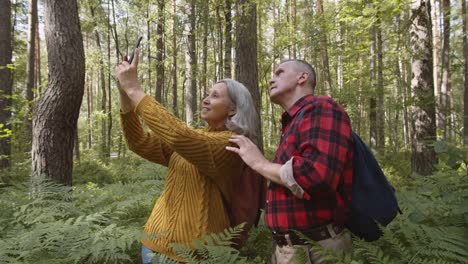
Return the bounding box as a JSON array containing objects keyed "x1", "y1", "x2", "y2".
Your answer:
[{"x1": 270, "y1": 231, "x2": 352, "y2": 264}]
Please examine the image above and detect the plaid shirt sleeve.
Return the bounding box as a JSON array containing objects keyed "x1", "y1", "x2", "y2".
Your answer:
[{"x1": 291, "y1": 99, "x2": 352, "y2": 201}]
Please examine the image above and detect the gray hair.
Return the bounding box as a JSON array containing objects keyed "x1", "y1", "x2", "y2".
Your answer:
[
  {"x1": 280, "y1": 59, "x2": 317, "y2": 90},
  {"x1": 217, "y1": 79, "x2": 260, "y2": 146}
]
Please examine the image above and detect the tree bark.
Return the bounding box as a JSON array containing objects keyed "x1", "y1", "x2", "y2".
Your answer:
[
  {"x1": 172, "y1": 0, "x2": 178, "y2": 117},
  {"x1": 185, "y1": 0, "x2": 197, "y2": 124},
  {"x1": 376, "y1": 17, "x2": 385, "y2": 154},
  {"x1": 147, "y1": 2, "x2": 152, "y2": 95},
  {"x1": 439, "y1": 0, "x2": 450, "y2": 139},
  {"x1": 89, "y1": 3, "x2": 108, "y2": 160},
  {"x1": 224, "y1": 0, "x2": 232, "y2": 78},
  {"x1": 317, "y1": 0, "x2": 332, "y2": 95},
  {"x1": 155, "y1": 0, "x2": 165, "y2": 103},
  {"x1": 369, "y1": 26, "x2": 377, "y2": 150},
  {"x1": 463, "y1": 0, "x2": 468, "y2": 145},
  {"x1": 235, "y1": 0, "x2": 263, "y2": 149},
  {"x1": 410, "y1": 0, "x2": 437, "y2": 175},
  {"x1": 25, "y1": 0, "x2": 38, "y2": 144},
  {"x1": 0, "y1": 0, "x2": 13, "y2": 170},
  {"x1": 32, "y1": 0, "x2": 85, "y2": 185}
]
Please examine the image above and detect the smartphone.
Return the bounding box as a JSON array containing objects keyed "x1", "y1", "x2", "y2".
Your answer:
[{"x1": 128, "y1": 36, "x2": 143, "y2": 64}]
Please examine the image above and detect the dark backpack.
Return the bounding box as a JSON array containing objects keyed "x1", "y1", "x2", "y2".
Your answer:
[{"x1": 346, "y1": 132, "x2": 401, "y2": 241}]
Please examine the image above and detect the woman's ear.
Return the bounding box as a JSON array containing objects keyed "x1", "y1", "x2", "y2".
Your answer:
[{"x1": 228, "y1": 109, "x2": 236, "y2": 117}]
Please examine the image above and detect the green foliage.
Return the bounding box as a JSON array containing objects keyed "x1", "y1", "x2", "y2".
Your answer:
[
  {"x1": 0, "y1": 174, "x2": 164, "y2": 264},
  {"x1": 291, "y1": 168, "x2": 468, "y2": 264},
  {"x1": 433, "y1": 140, "x2": 468, "y2": 170},
  {"x1": 73, "y1": 159, "x2": 114, "y2": 185},
  {"x1": 171, "y1": 224, "x2": 251, "y2": 264}
]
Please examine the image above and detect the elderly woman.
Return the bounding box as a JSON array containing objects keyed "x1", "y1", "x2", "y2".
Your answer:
[{"x1": 115, "y1": 49, "x2": 261, "y2": 263}]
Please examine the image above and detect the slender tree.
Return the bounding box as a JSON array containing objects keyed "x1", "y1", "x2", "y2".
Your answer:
[
  {"x1": 438, "y1": 0, "x2": 451, "y2": 139},
  {"x1": 463, "y1": 0, "x2": 468, "y2": 145},
  {"x1": 317, "y1": 0, "x2": 332, "y2": 95},
  {"x1": 25, "y1": 0, "x2": 38, "y2": 143},
  {"x1": 410, "y1": 0, "x2": 437, "y2": 175},
  {"x1": 172, "y1": 0, "x2": 178, "y2": 117},
  {"x1": 155, "y1": 0, "x2": 165, "y2": 103},
  {"x1": 0, "y1": 0, "x2": 13, "y2": 170},
  {"x1": 32, "y1": 0, "x2": 85, "y2": 185},
  {"x1": 376, "y1": 16, "x2": 385, "y2": 153},
  {"x1": 224, "y1": 0, "x2": 232, "y2": 78},
  {"x1": 235, "y1": 0, "x2": 263, "y2": 149},
  {"x1": 185, "y1": 0, "x2": 197, "y2": 124}
]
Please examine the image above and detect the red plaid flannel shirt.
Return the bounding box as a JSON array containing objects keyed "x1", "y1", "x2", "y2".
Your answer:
[{"x1": 265, "y1": 95, "x2": 354, "y2": 232}]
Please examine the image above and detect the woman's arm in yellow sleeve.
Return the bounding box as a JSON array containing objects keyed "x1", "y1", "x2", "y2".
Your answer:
[
  {"x1": 120, "y1": 111, "x2": 173, "y2": 166},
  {"x1": 134, "y1": 95, "x2": 239, "y2": 178}
]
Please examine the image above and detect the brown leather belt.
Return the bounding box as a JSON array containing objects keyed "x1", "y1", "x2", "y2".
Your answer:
[{"x1": 272, "y1": 224, "x2": 344, "y2": 246}]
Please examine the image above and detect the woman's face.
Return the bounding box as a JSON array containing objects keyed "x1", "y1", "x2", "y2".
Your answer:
[{"x1": 201, "y1": 82, "x2": 235, "y2": 128}]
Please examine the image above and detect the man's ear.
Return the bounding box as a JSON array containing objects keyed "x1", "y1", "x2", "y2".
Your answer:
[{"x1": 297, "y1": 72, "x2": 309, "y2": 85}]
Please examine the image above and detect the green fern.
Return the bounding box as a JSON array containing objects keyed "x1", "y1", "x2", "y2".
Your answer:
[{"x1": 171, "y1": 224, "x2": 251, "y2": 264}]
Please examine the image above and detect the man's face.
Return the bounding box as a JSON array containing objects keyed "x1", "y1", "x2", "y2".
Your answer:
[{"x1": 269, "y1": 61, "x2": 301, "y2": 104}]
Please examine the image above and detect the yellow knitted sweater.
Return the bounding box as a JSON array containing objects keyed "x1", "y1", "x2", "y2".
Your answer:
[{"x1": 120, "y1": 95, "x2": 242, "y2": 262}]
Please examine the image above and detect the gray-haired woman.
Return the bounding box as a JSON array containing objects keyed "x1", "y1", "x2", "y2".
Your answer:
[{"x1": 116, "y1": 48, "x2": 262, "y2": 263}]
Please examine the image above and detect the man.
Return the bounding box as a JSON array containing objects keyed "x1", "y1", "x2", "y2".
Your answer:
[{"x1": 226, "y1": 60, "x2": 354, "y2": 263}]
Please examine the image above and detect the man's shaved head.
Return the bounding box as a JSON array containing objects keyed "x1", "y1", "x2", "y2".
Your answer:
[{"x1": 279, "y1": 59, "x2": 316, "y2": 90}]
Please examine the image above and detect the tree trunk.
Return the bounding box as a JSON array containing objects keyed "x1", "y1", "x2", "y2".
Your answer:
[
  {"x1": 317, "y1": 0, "x2": 332, "y2": 95},
  {"x1": 155, "y1": 0, "x2": 165, "y2": 103},
  {"x1": 35, "y1": 21, "x2": 42, "y2": 96},
  {"x1": 25, "y1": 0, "x2": 38, "y2": 144},
  {"x1": 431, "y1": 0, "x2": 441, "y2": 136},
  {"x1": 335, "y1": 0, "x2": 343, "y2": 90},
  {"x1": 185, "y1": 0, "x2": 197, "y2": 124},
  {"x1": 369, "y1": 27, "x2": 377, "y2": 149},
  {"x1": 147, "y1": 2, "x2": 152, "y2": 95},
  {"x1": 216, "y1": 3, "x2": 224, "y2": 79},
  {"x1": 235, "y1": 0, "x2": 263, "y2": 149},
  {"x1": 89, "y1": 3, "x2": 108, "y2": 161},
  {"x1": 0, "y1": 0, "x2": 13, "y2": 170},
  {"x1": 410, "y1": 0, "x2": 437, "y2": 176},
  {"x1": 463, "y1": 0, "x2": 468, "y2": 145},
  {"x1": 376, "y1": 17, "x2": 385, "y2": 154},
  {"x1": 224, "y1": 0, "x2": 232, "y2": 78},
  {"x1": 290, "y1": 0, "x2": 297, "y2": 58},
  {"x1": 201, "y1": 0, "x2": 208, "y2": 99},
  {"x1": 439, "y1": 0, "x2": 450, "y2": 139},
  {"x1": 32, "y1": 0, "x2": 85, "y2": 185},
  {"x1": 172, "y1": 0, "x2": 178, "y2": 117}
]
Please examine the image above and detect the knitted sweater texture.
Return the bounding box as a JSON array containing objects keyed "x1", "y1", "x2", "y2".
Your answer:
[{"x1": 120, "y1": 95, "x2": 241, "y2": 262}]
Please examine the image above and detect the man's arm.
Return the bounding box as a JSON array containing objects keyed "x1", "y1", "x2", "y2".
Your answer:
[{"x1": 226, "y1": 135, "x2": 283, "y2": 185}]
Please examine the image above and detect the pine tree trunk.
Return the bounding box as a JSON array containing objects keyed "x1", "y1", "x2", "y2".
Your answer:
[
  {"x1": 147, "y1": 2, "x2": 152, "y2": 95},
  {"x1": 185, "y1": 0, "x2": 197, "y2": 124},
  {"x1": 25, "y1": 0, "x2": 38, "y2": 144},
  {"x1": 439, "y1": 0, "x2": 450, "y2": 139},
  {"x1": 463, "y1": 0, "x2": 468, "y2": 145},
  {"x1": 216, "y1": 3, "x2": 224, "y2": 79},
  {"x1": 32, "y1": 0, "x2": 85, "y2": 185},
  {"x1": 369, "y1": 27, "x2": 377, "y2": 149},
  {"x1": 0, "y1": 0, "x2": 12, "y2": 170},
  {"x1": 172, "y1": 0, "x2": 178, "y2": 117},
  {"x1": 89, "y1": 3, "x2": 107, "y2": 161},
  {"x1": 34, "y1": 21, "x2": 42, "y2": 95},
  {"x1": 235, "y1": 0, "x2": 263, "y2": 149},
  {"x1": 224, "y1": 0, "x2": 232, "y2": 78},
  {"x1": 155, "y1": 0, "x2": 165, "y2": 103},
  {"x1": 410, "y1": 0, "x2": 437, "y2": 176},
  {"x1": 201, "y1": 0, "x2": 208, "y2": 98},
  {"x1": 317, "y1": 0, "x2": 332, "y2": 95},
  {"x1": 376, "y1": 17, "x2": 385, "y2": 154}
]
